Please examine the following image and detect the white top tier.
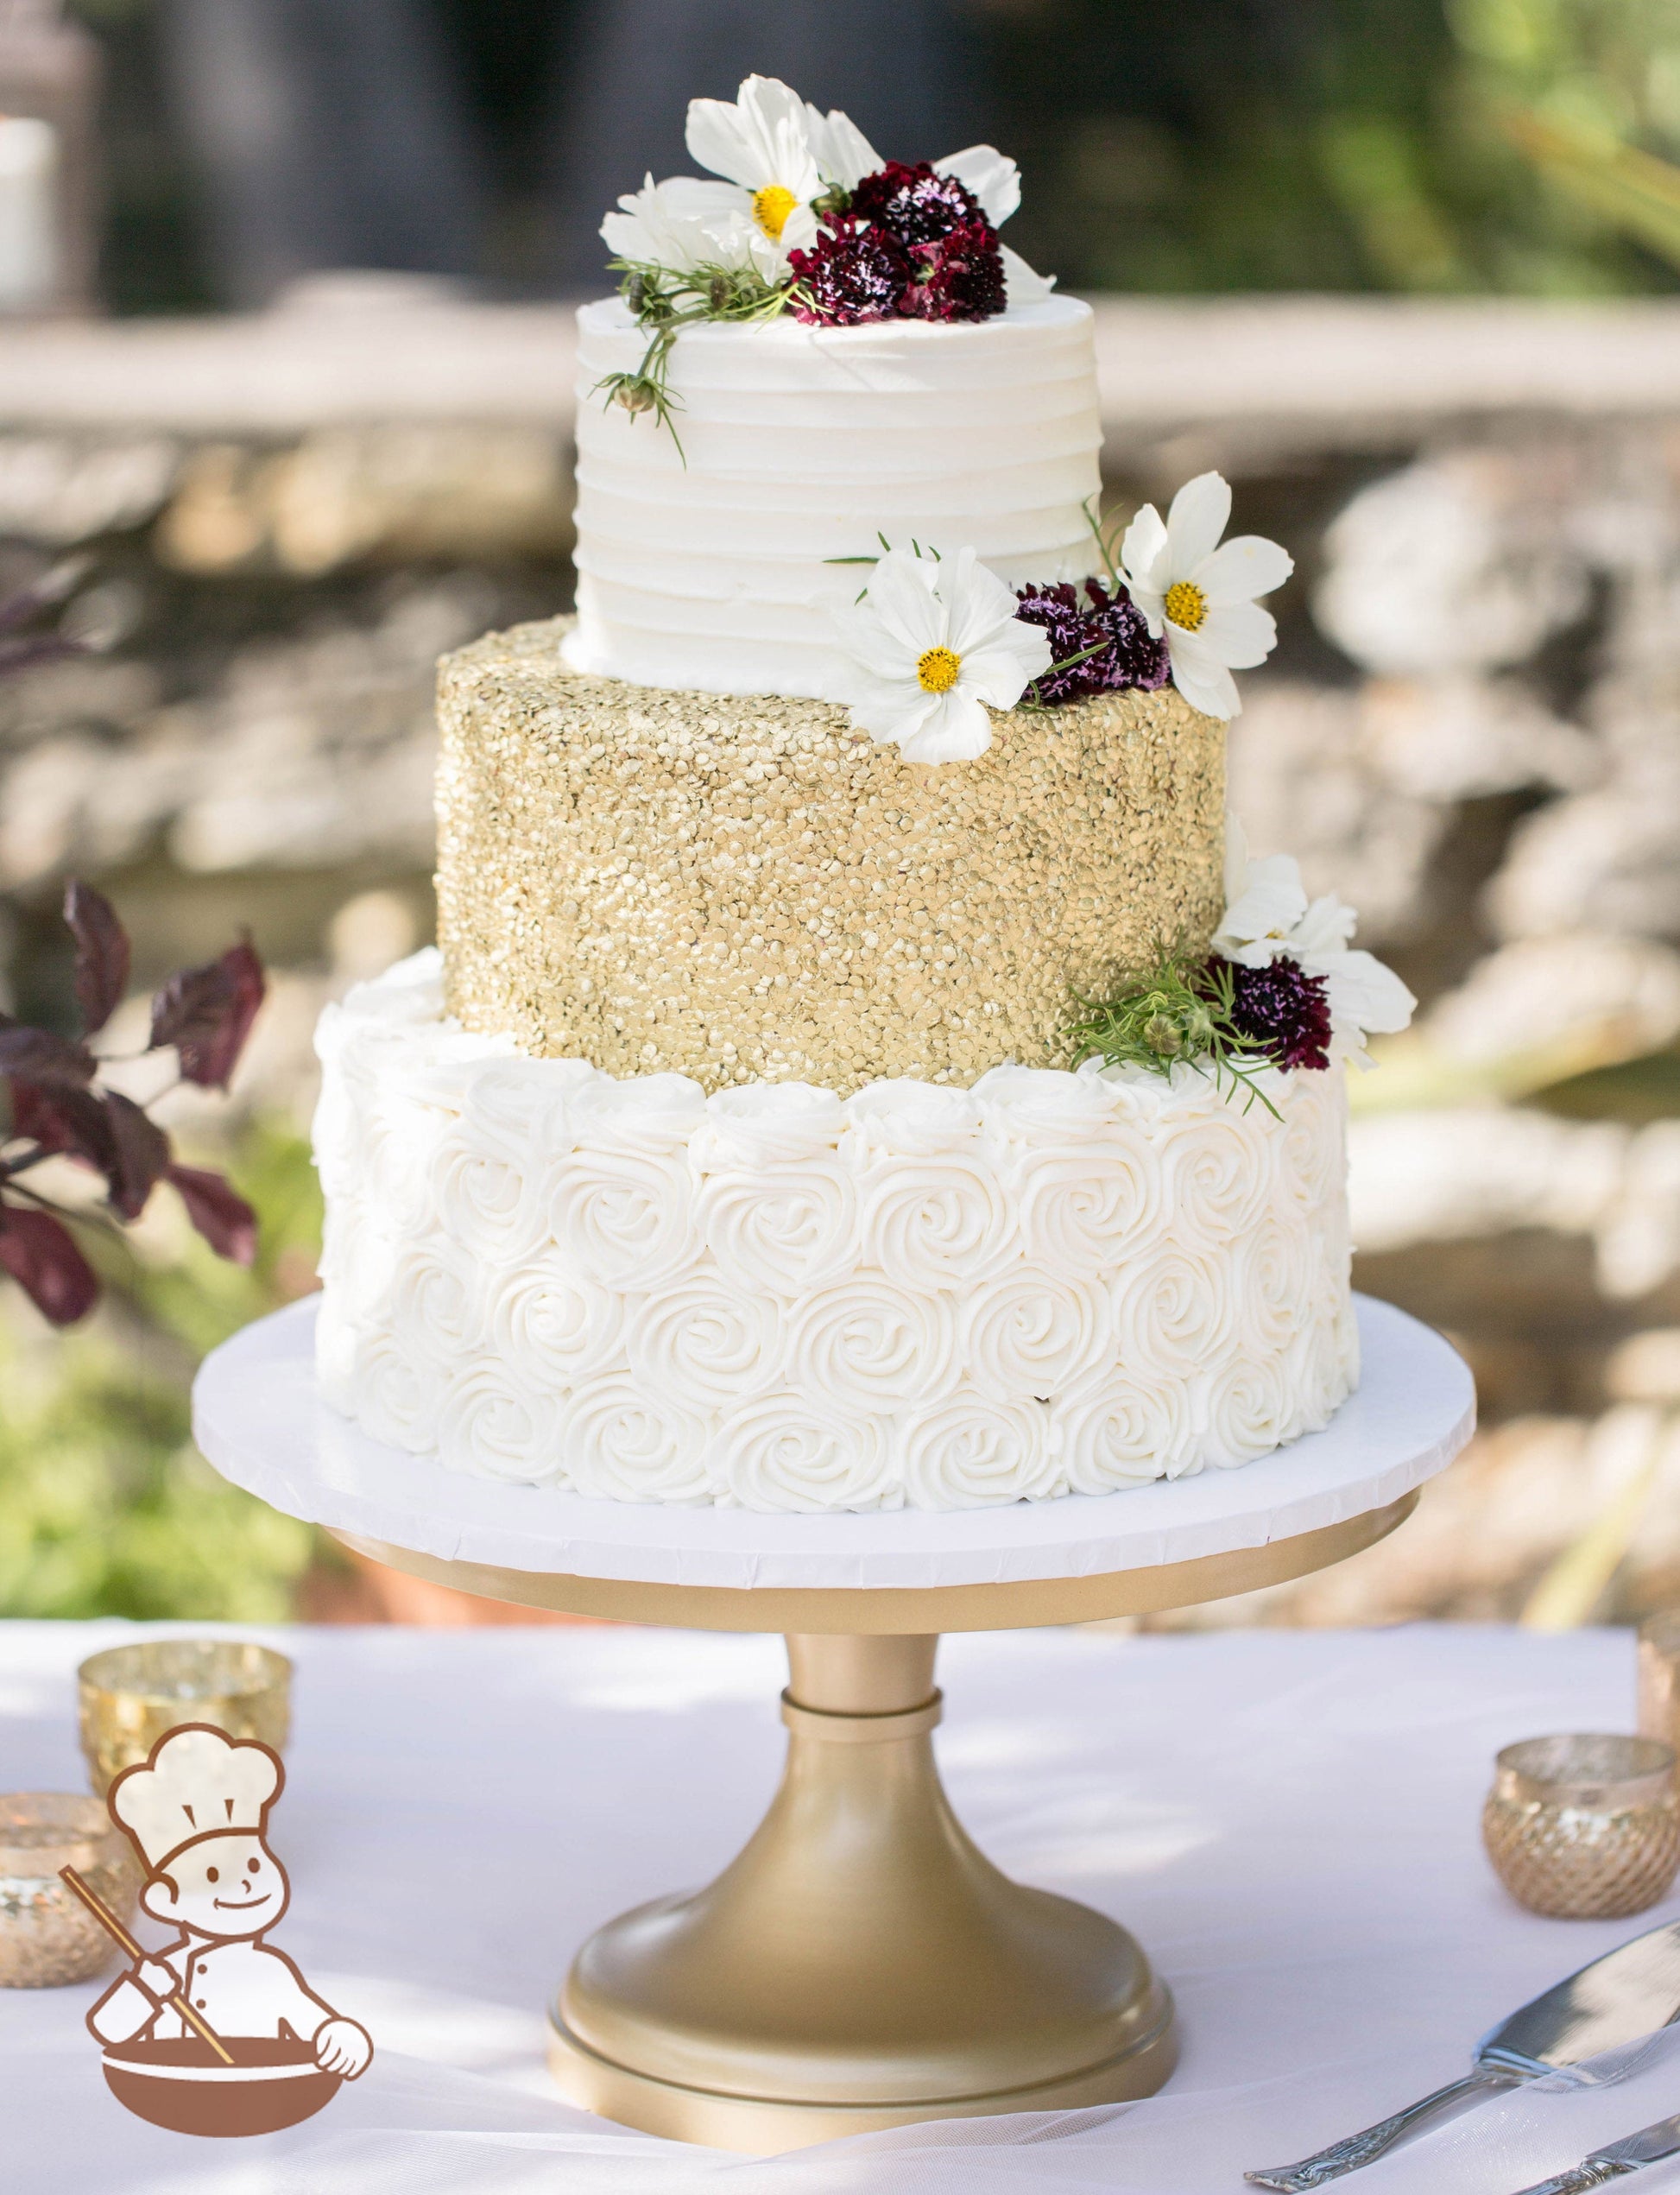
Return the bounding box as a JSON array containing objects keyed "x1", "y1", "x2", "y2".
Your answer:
[{"x1": 565, "y1": 294, "x2": 1103, "y2": 701}]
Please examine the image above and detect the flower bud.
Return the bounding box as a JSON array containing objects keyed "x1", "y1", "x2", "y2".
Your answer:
[{"x1": 1143, "y1": 1012, "x2": 1183, "y2": 1057}]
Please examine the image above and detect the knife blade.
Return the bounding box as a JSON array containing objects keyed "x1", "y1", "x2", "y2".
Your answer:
[
  {"x1": 1247, "y1": 1920, "x2": 1680, "y2": 2190},
  {"x1": 1509, "y1": 2107, "x2": 1680, "y2": 2194},
  {"x1": 1484, "y1": 1923, "x2": 1680, "y2": 2075}
]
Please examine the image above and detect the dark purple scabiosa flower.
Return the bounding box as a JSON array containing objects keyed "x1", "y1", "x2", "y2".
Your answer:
[
  {"x1": 787, "y1": 218, "x2": 913, "y2": 326},
  {"x1": 1014, "y1": 583, "x2": 1109, "y2": 702},
  {"x1": 1014, "y1": 578, "x2": 1174, "y2": 701},
  {"x1": 900, "y1": 218, "x2": 1007, "y2": 323},
  {"x1": 1085, "y1": 579, "x2": 1172, "y2": 691},
  {"x1": 1219, "y1": 955, "x2": 1333, "y2": 1071},
  {"x1": 849, "y1": 160, "x2": 983, "y2": 247}
]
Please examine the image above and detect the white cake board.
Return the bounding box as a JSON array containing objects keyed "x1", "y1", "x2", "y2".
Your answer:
[{"x1": 192, "y1": 1292, "x2": 1474, "y2": 1606}]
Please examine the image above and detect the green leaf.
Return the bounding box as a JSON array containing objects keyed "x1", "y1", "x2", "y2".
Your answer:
[{"x1": 1503, "y1": 104, "x2": 1680, "y2": 270}]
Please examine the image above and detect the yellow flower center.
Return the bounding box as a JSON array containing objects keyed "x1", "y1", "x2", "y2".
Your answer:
[
  {"x1": 1164, "y1": 579, "x2": 1207, "y2": 632},
  {"x1": 752, "y1": 185, "x2": 799, "y2": 240},
  {"x1": 917, "y1": 646, "x2": 962, "y2": 693}
]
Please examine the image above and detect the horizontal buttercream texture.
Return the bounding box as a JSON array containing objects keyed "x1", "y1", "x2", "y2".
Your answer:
[
  {"x1": 566, "y1": 295, "x2": 1103, "y2": 700},
  {"x1": 313, "y1": 956, "x2": 1356, "y2": 1514},
  {"x1": 436, "y1": 619, "x2": 1223, "y2": 1095}
]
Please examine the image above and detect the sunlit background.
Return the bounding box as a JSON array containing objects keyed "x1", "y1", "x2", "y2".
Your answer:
[{"x1": 4, "y1": 0, "x2": 1680, "y2": 1630}]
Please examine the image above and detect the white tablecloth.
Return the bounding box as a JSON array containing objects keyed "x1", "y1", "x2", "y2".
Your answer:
[{"x1": 8, "y1": 1619, "x2": 1680, "y2": 2195}]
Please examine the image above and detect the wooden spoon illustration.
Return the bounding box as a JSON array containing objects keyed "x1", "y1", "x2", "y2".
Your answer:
[{"x1": 59, "y1": 1864, "x2": 235, "y2": 2065}]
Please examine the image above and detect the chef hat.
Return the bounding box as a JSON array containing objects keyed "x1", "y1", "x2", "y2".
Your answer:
[{"x1": 110, "y1": 1723, "x2": 282, "y2": 1875}]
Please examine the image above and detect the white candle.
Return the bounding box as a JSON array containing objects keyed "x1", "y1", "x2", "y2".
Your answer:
[{"x1": 0, "y1": 114, "x2": 57, "y2": 312}]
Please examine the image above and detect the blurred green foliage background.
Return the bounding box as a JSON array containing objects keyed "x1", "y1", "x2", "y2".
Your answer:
[
  {"x1": 0, "y1": 1123, "x2": 325, "y2": 1620},
  {"x1": 61, "y1": 0, "x2": 1680, "y2": 313},
  {"x1": 1001, "y1": 0, "x2": 1680, "y2": 295}
]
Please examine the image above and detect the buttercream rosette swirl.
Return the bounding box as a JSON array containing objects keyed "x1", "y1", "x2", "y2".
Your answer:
[
  {"x1": 338, "y1": 1325, "x2": 445, "y2": 1457},
  {"x1": 316, "y1": 1199, "x2": 398, "y2": 1330},
  {"x1": 355, "y1": 1083, "x2": 455, "y2": 1237},
  {"x1": 493, "y1": 1260, "x2": 625, "y2": 1388},
  {"x1": 433, "y1": 1126, "x2": 555, "y2": 1269},
  {"x1": 390, "y1": 1233, "x2": 491, "y2": 1358},
  {"x1": 1011, "y1": 1138, "x2": 1165, "y2": 1279},
  {"x1": 562, "y1": 1372, "x2": 714, "y2": 1503},
  {"x1": 696, "y1": 1159, "x2": 858, "y2": 1294},
  {"x1": 461, "y1": 1054, "x2": 597, "y2": 1171},
  {"x1": 782, "y1": 1275, "x2": 957, "y2": 1408},
  {"x1": 712, "y1": 1392, "x2": 897, "y2": 1513},
  {"x1": 961, "y1": 1268, "x2": 1113, "y2": 1401},
  {"x1": 624, "y1": 1280, "x2": 781, "y2": 1411},
  {"x1": 859, "y1": 1151, "x2": 1014, "y2": 1290},
  {"x1": 899, "y1": 1395, "x2": 1061, "y2": 1509},
  {"x1": 1114, "y1": 1247, "x2": 1235, "y2": 1381},
  {"x1": 1152, "y1": 1110, "x2": 1275, "y2": 1252},
  {"x1": 1237, "y1": 1218, "x2": 1318, "y2": 1357},
  {"x1": 1058, "y1": 1373, "x2": 1196, "y2": 1492},
  {"x1": 550, "y1": 1142, "x2": 702, "y2": 1291},
  {"x1": 1201, "y1": 1352, "x2": 1298, "y2": 1471},
  {"x1": 437, "y1": 1360, "x2": 559, "y2": 1485}
]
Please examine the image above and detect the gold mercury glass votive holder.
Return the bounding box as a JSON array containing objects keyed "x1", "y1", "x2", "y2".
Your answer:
[
  {"x1": 1483, "y1": 1734, "x2": 1680, "y2": 1920},
  {"x1": 1637, "y1": 1610, "x2": 1680, "y2": 1762},
  {"x1": 77, "y1": 1639, "x2": 293, "y2": 1797},
  {"x1": 0, "y1": 1793, "x2": 138, "y2": 1987}
]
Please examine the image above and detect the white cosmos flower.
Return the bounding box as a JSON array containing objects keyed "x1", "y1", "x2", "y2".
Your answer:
[
  {"x1": 601, "y1": 173, "x2": 780, "y2": 281},
  {"x1": 685, "y1": 75, "x2": 825, "y2": 267},
  {"x1": 831, "y1": 546, "x2": 1052, "y2": 765},
  {"x1": 937, "y1": 145, "x2": 1021, "y2": 225},
  {"x1": 1213, "y1": 816, "x2": 1417, "y2": 1061},
  {"x1": 1120, "y1": 471, "x2": 1292, "y2": 720},
  {"x1": 812, "y1": 105, "x2": 883, "y2": 192}
]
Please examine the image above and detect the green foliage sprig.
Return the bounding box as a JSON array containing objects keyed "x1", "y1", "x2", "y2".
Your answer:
[
  {"x1": 1069, "y1": 946, "x2": 1285, "y2": 1118},
  {"x1": 595, "y1": 262, "x2": 799, "y2": 459},
  {"x1": 1083, "y1": 495, "x2": 1127, "y2": 590}
]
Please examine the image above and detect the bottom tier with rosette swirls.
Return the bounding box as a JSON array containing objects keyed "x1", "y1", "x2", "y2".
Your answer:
[{"x1": 311, "y1": 952, "x2": 1355, "y2": 1515}]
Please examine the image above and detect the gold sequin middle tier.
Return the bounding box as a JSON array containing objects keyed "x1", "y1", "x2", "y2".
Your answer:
[{"x1": 436, "y1": 617, "x2": 1225, "y2": 1096}]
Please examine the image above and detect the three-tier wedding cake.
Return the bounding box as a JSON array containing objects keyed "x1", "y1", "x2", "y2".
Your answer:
[{"x1": 312, "y1": 77, "x2": 1414, "y2": 1513}]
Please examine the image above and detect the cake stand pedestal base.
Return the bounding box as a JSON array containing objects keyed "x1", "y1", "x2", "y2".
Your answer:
[
  {"x1": 194, "y1": 1294, "x2": 1475, "y2": 2154},
  {"x1": 339, "y1": 1493, "x2": 1415, "y2": 2149},
  {"x1": 546, "y1": 1632, "x2": 1174, "y2": 2149}
]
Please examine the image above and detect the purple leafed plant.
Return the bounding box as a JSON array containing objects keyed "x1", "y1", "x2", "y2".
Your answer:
[
  {"x1": 0, "y1": 555, "x2": 98, "y2": 680},
  {"x1": 0, "y1": 555, "x2": 261, "y2": 1324},
  {"x1": 0, "y1": 880, "x2": 264, "y2": 1325}
]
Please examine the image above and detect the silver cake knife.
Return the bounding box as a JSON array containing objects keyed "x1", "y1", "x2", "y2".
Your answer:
[
  {"x1": 1246, "y1": 1920, "x2": 1680, "y2": 2191},
  {"x1": 1506, "y1": 2106, "x2": 1680, "y2": 2193}
]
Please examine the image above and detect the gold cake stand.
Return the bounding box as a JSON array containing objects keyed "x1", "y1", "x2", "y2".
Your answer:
[{"x1": 192, "y1": 1295, "x2": 1475, "y2": 2155}]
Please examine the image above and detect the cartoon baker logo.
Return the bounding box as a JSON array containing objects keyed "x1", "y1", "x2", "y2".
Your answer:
[{"x1": 61, "y1": 1722, "x2": 372, "y2": 2137}]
